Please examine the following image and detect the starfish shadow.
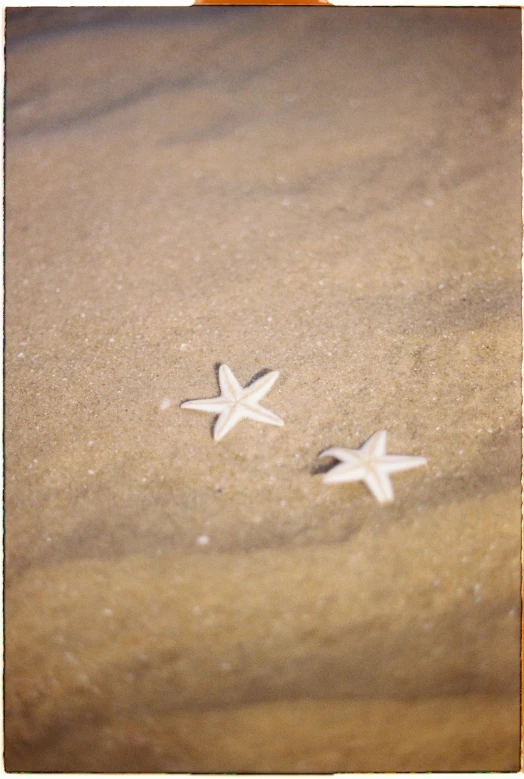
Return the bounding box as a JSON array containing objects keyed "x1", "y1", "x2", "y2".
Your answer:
[
  {"x1": 215, "y1": 364, "x2": 276, "y2": 388},
  {"x1": 311, "y1": 449, "x2": 337, "y2": 476},
  {"x1": 248, "y1": 367, "x2": 277, "y2": 384}
]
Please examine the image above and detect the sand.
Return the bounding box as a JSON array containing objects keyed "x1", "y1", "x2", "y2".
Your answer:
[{"x1": 5, "y1": 7, "x2": 521, "y2": 772}]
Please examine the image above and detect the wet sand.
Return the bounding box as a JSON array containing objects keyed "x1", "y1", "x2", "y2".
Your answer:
[{"x1": 5, "y1": 8, "x2": 521, "y2": 772}]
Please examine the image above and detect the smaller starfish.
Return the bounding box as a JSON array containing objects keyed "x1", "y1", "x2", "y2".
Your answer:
[
  {"x1": 181, "y1": 364, "x2": 284, "y2": 441},
  {"x1": 319, "y1": 430, "x2": 427, "y2": 503}
]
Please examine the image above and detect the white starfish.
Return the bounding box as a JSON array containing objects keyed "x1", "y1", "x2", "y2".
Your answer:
[
  {"x1": 181, "y1": 364, "x2": 284, "y2": 441},
  {"x1": 319, "y1": 430, "x2": 427, "y2": 503}
]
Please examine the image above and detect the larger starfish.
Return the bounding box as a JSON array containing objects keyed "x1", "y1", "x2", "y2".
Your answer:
[
  {"x1": 181, "y1": 364, "x2": 284, "y2": 441},
  {"x1": 319, "y1": 430, "x2": 427, "y2": 503}
]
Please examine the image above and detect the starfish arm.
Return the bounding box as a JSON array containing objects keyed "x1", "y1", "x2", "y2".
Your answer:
[
  {"x1": 361, "y1": 430, "x2": 388, "y2": 457},
  {"x1": 364, "y1": 467, "x2": 394, "y2": 503},
  {"x1": 381, "y1": 455, "x2": 427, "y2": 475},
  {"x1": 213, "y1": 405, "x2": 244, "y2": 441},
  {"x1": 181, "y1": 398, "x2": 230, "y2": 414},
  {"x1": 241, "y1": 370, "x2": 281, "y2": 403},
  {"x1": 320, "y1": 447, "x2": 361, "y2": 464},
  {"x1": 218, "y1": 364, "x2": 244, "y2": 400},
  {"x1": 322, "y1": 462, "x2": 368, "y2": 484},
  {"x1": 242, "y1": 402, "x2": 284, "y2": 427}
]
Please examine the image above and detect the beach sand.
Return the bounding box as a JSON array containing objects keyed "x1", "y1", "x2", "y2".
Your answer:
[{"x1": 5, "y1": 8, "x2": 521, "y2": 771}]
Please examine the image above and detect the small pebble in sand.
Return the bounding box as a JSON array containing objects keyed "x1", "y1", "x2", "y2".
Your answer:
[
  {"x1": 196, "y1": 535, "x2": 210, "y2": 546},
  {"x1": 160, "y1": 398, "x2": 172, "y2": 410}
]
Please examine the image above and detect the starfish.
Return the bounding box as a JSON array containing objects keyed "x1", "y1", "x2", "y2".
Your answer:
[
  {"x1": 319, "y1": 430, "x2": 427, "y2": 503},
  {"x1": 181, "y1": 364, "x2": 284, "y2": 441}
]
